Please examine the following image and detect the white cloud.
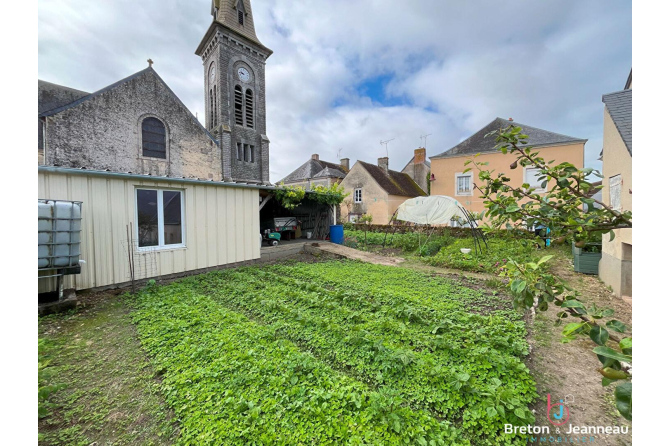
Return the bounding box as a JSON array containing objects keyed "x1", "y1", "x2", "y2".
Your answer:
[{"x1": 38, "y1": 0, "x2": 631, "y2": 182}]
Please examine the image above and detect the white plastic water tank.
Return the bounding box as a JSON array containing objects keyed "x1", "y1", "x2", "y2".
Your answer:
[{"x1": 38, "y1": 200, "x2": 83, "y2": 269}]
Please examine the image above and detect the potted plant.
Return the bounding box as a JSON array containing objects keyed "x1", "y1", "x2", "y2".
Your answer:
[{"x1": 572, "y1": 241, "x2": 602, "y2": 275}]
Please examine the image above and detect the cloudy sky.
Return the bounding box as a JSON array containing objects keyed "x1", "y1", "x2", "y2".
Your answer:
[{"x1": 38, "y1": 0, "x2": 631, "y2": 182}]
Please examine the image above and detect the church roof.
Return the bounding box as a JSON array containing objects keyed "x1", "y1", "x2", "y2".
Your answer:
[
  {"x1": 602, "y1": 89, "x2": 632, "y2": 156},
  {"x1": 199, "y1": 1, "x2": 271, "y2": 55},
  {"x1": 38, "y1": 67, "x2": 217, "y2": 143},
  {"x1": 279, "y1": 158, "x2": 347, "y2": 184},
  {"x1": 38, "y1": 81, "x2": 89, "y2": 115},
  {"x1": 358, "y1": 161, "x2": 427, "y2": 197},
  {"x1": 431, "y1": 117, "x2": 587, "y2": 160}
]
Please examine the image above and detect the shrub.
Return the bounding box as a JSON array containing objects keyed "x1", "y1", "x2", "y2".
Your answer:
[{"x1": 425, "y1": 236, "x2": 541, "y2": 274}]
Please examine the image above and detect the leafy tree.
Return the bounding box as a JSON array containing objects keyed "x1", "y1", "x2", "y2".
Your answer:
[
  {"x1": 465, "y1": 124, "x2": 632, "y2": 420},
  {"x1": 273, "y1": 183, "x2": 306, "y2": 210}
]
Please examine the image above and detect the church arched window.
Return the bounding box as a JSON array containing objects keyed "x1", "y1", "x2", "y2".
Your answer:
[
  {"x1": 245, "y1": 89, "x2": 254, "y2": 128},
  {"x1": 141, "y1": 117, "x2": 166, "y2": 159},
  {"x1": 234, "y1": 85, "x2": 244, "y2": 126}
]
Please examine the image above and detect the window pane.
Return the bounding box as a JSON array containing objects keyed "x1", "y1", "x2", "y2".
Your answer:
[
  {"x1": 525, "y1": 168, "x2": 543, "y2": 189},
  {"x1": 142, "y1": 118, "x2": 166, "y2": 159},
  {"x1": 163, "y1": 191, "x2": 182, "y2": 245},
  {"x1": 137, "y1": 190, "x2": 158, "y2": 247},
  {"x1": 457, "y1": 176, "x2": 470, "y2": 193}
]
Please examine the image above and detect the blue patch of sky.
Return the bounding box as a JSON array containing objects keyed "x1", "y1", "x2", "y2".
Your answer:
[{"x1": 355, "y1": 73, "x2": 409, "y2": 106}]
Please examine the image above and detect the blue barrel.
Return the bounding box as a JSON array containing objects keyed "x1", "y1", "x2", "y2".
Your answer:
[{"x1": 329, "y1": 225, "x2": 344, "y2": 245}]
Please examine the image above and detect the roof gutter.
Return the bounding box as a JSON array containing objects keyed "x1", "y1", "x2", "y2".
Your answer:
[{"x1": 38, "y1": 166, "x2": 280, "y2": 191}]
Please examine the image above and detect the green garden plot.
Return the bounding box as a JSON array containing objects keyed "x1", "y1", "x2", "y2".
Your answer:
[{"x1": 131, "y1": 260, "x2": 537, "y2": 445}]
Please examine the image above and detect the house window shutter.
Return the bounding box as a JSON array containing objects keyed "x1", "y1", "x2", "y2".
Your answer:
[{"x1": 609, "y1": 175, "x2": 622, "y2": 211}]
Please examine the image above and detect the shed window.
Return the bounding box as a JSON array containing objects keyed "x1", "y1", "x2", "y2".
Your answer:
[
  {"x1": 455, "y1": 173, "x2": 472, "y2": 196},
  {"x1": 354, "y1": 188, "x2": 362, "y2": 203},
  {"x1": 609, "y1": 174, "x2": 622, "y2": 211},
  {"x1": 141, "y1": 118, "x2": 166, "y2": 159},
  {"x1": 524, "y1": 167, "x2": 547, "y2": 192},
  {"x1": 234, "y1": 86, "x2": 244, "y2": 126},
  {"x1": 136, "y1": 189, "x2": 184, "y2": 249}
]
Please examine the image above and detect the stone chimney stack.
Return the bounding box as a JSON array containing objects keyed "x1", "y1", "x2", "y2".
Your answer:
[
  {"x1": 378, "y1": 157, "x2": 389, "y2": 173},
  {"x1": 414, "y1": 148, "x2": 426, "y2": 165},
  {"x1": 311, "y1": 154, "x2": 320, "y2": 160},
  {"x1": 340, "y1": 158, "x2": 350, "y2": 171}
]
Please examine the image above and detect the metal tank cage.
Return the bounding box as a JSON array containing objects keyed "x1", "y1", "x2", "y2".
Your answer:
[{"x1": 38, "y1": 199, "x2": 83, "y2": 283}]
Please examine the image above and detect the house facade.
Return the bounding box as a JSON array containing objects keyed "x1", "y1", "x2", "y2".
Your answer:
[
  {"x1": 429, "y1": 118, "x2": 586, "y2": 217},
  {"x1": 599, "y1": 73, "x2": 632, "y2": 298},
  {"x1": 38, "y1": 0, "x2": 273, "y2": 292},
  {"x1": 339, "y1": 158, "x2": 427, "y2": 224},
  {"x1": 278, "y1": 154, "x2": 349, "y2": 189},
  {"x1": 401, "y1": 148, "x2": 431, "y2": 194}
]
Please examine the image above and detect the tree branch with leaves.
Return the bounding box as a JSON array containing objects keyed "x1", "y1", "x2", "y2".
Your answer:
[{"x1": 465, "y1": 124, "x2": 632, "y2": 420}]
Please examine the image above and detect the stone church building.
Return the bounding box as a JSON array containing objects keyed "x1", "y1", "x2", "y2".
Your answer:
[
  {"x1": 39, "y1": 0, "x2": 271, "y2": 185},
  {"x1": 38, "y1": 0, "x2": 276, "y2": 292}
]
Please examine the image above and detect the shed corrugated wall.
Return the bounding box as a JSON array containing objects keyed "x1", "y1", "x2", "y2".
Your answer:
[{"x1": 38, "y1": 170, "x2": 260, "y2": 291}]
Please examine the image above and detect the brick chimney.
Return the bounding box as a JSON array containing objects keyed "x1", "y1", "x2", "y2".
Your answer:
[
  {"x1": 311, "y1": 154, "x2": 319, "y2": 160},
  {"x1": 414, "y1": 148, "x2": 426, "y2": 165},
  {"x1": 378, "y1": 157, "x2": 389, "y2": 173},
  {"x1": 340, "y1": 158, "x2": 350, "y2": 171}
]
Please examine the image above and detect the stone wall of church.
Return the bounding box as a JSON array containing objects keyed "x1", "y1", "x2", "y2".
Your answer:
[
  {"x1": 44, "y1": 69, "x2": 222, "y2": 180},
  {"x1": 214, "y1": 28, "x2": 270, "y2": 184}
]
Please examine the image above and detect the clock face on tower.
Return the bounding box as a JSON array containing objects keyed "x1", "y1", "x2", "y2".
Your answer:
[{"x1": 237, "y1": 67, "x2": 250, "y2": 83}]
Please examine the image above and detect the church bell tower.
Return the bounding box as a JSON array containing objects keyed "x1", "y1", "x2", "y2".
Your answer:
[{"x1": 196, "y1": 0, "x2": 273, "y2": 184}]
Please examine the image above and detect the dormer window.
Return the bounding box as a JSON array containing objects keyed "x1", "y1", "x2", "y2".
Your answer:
[{"x1": 236, "y1": 0, "x2": 245, "y2": 26}]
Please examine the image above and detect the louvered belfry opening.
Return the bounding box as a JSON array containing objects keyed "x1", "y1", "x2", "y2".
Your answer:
[
  {"x1": 238, "y1": 9, "x2": 244, "y2": 25},
  {"x1": 213, "y1": 86, "x2": 218, "y2": 128},
  {"x1": 209, "y1": 89, "x2": 214, "y2": 128},
  {"x1": 234, "y1": 85, "x2": 244, "y2": 126},
  {"x1": 141, "y1": 117, "x2": 166, "y2": 159},
  {"x1": 245, "y1": 89, "x2": 254, "y2": 128}
]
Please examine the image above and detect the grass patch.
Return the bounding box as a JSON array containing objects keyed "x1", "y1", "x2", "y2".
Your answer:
[
  {"x1": 38, "y1": 297, "x2": 177, "y2": 445},
  {"x1": 130, "y1": 260, "x2": 536, "y2": 445}
]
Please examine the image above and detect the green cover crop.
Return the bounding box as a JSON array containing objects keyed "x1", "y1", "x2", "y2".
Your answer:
[{"x1": 130, "y1": 260, "x2": 536, "y2": 445}]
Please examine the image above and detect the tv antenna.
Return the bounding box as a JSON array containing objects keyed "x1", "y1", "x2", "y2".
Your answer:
[
  {"x1": 420, "y1": 133, "x2": 432, "y2": 149},
  {"x1": 380, "y1": 138, "x2": 395, "y2": 157},
  {"x1": 336, "y1": 148, "x2": 343, "y2": 159}
]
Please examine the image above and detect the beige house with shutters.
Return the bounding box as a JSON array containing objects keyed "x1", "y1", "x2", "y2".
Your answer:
[
  {"x1": 429, "y1": 118, "x2": 586, "y2": 217},
  {"x1": 599, "y1": 72, "x2": 632, "y2": 299}
]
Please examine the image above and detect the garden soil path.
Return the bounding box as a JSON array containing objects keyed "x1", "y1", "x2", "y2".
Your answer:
[
  {"x1": 525, "y1": 253, "x2": 632, "y2": 446},
  {"x1": 308, "y1": 242, "x2": 406, "y2": 266}
]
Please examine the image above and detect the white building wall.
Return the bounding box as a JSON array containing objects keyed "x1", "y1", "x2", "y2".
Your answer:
[{"x1": 38, "y1": 170, "x2": 260, "y2": 291}]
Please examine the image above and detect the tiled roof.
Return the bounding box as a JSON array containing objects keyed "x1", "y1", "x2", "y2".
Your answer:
[
  {"x1": 38, "y1": 81, "x2": 89, "y2": 115},
  {"x1": 358, "y1": 161, "x2": 427, "y2": 197},
  {"x1": 431, "y1": 117, "x2": 587, "y2": 159},
  {"x1": 313, "y1": 167, "x2": 345, "y2": 179},
  {"x1": 602, "y1": 89, "x2": 632, "y2": 156},
  {"x1": 279, "y1": 158, "x2": 347, "y2": 184}
]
